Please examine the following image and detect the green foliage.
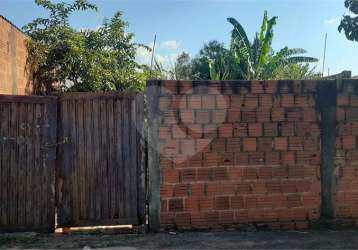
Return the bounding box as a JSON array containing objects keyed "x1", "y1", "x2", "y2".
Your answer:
[
  {"x1": 339, "y1": 0, "x2": 358, "y2": 42},
  {"x1": 24, "y1": 0, "x2": 148, "y2": 94},
  {"x1": 227, "y1": 11, "x2": 318, "y2": 80},
  {"x1": 191, "y1": 40, "x2": 239, "y2": 80},
  {"x1": 169, "y1": 52, "x2": 192, "y2": 80}
]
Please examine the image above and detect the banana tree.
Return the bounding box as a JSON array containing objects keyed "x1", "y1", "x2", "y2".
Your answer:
[{"x1": 227, "y1": 11, "x2": 318, "y2": 80}]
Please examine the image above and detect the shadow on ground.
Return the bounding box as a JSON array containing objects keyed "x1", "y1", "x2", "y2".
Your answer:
[{"x1": 1, "y1": 230, "x2": 358, "y2": 249}]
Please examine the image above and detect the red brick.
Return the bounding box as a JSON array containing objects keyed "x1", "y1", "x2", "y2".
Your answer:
[
  {"x1": 281, "y1": 95, "x2": 295, "y2": 107},
  {"x1": 237, "y1": 183, "x2": 251, "y2": 194},
  {"x1": 219, "y1": 211, "x2": 235, "y2": 225},
  {"x1": 246, "y1": 196, "x2": 257, "y2": 209},
  {"x1": 213, "y1": 167, "x2": 228, "y2": 180},
  {"x1": 219, "y1": 123, "x2": 233, "y2": 138},
  {"x1": 249, "y1": 152, "x2": 265, "y2": 165},
  {"x1": 231, "y1": 96, "x2": 244, "y2": 109},
  {"x1": 265, "y1": 152, "x2": 280, "y2": 165},
  {"x1": 287, "y1": 110, "x2": 302, "y2": 122},
  {"x1": 248, "y1": 123, "x2": 262, "y2": 137},
  {"x1": 258, "y1": 167, "x2": 272, "y2": 179},
  {"x1": 216, "y1": 95, "x2": 230, "y2": 109},
  {"x1": 259, "y1": 94, "x2": 273, "y2": 106},
  {"x1": 266, "y1": 181, "x2": 281, "y2": 193},
  {"x1": 172, "y1": 95, "x2": 187, "y2": 109},
  {"x1": 204, "y1": 152, "x2": 219, "y2": 166},
  {"x1": 191, "y1": 213, "x2": 206, "y2": 228},
  {"x1": 211, "y1": 138, "x2": 226, "y2": 152},
  {"x1": 243, "y1": 167, "x2": 258, "y2": 179},
  {"x1": 342, "y1": 135, "x2": 356, "y2": 149},
  {"x1": 181, "y1": 140, "x2": 196, "y2": 155},
  {"x1": 244, "y1": 95, "x2": 258, "y2": 108},
  {"x1": 159, "y1": 127, "x2": 171, "y2": 139},
  {"x1": 188, "y1": 95, "x2": 201, "y2": 109},
  {"x1": 196, "y1": 139, "x2": 211, "y2": 152},
  {"x1": 199, "y1": 198, "x2": 214, "y2": 211},
  {"x1": 212, "y1": 110, "x2": 227, "y2": 123},
  {"x1": 180, "y1": 110, "x2": 195, "y2": 124},
  {"x1": 187, "y1": 124, "x2": 203, "y2": 139},
  {"x1": 161, "y1": 199, "x2": 168, "y2": 212},
  {"x1": 196, "y1": 110, "x2": 210, "y2": 124},
  {"x1": 289, "y1": 137, "x2": 303, "y2": 151},
  {"x1": 264, "y1": 123, "x2": 278, "y2": 136},
  {"x1": 252, "y1": 81, "x2": 265, "y2": 94},
  {"x1": 338, "y1": 93, "x2": 350, "y2": 106},
  {"x1": 175, "y1": 212, "x2": 191, "y2": 227},
  {"x1": 197, "y1": 168, "x2": 212, "y2": 181},
  {"x1": 295, "y1": 221, "x2": 309, "y2": 230},
  {"x1": 173, "y1": 184, "x2": 189, "y2": 197},
  {"x1": 163, "y1": 168, "x2": 179, "y2": 184},
  {"x1": 203, "y1": 124, "x2": 217, "y2": 138},
  {"x1": 172, "y1": 125, "x2": 187, "y2": 138},
  {"x1": 227, "y1": 109, "x2": 241, "y2": 123},
  {"x1": 226, "y1": 138, "x2": 241, "y2": 152},
  {"x1": 303, "y1": 108, "x2": 316, "y2": 121},
  {"x1": 220, "y1": 152, "x2": 234, "y2": 166},
  {"x1": 181, "y1": 168, "x2": 196, "y2": 182},
  {"x1": 163, "y1": 111, "x2": 178, "y2": 124},
  {"x1": 214, "y1": 196, "x2": 230, "y2": 210},
  {"x1": 184, "y1": 198, "x2": 199, "y2": 212},
  {"x1": 233, "y1": 123, "x2": 248, "y2": 137},
  {"x1": 169, "y1": 198, "x2": 184, "y2": 212},
  {"x1": 280, "y1": 122, "x2": 295, "y2": 136},
  {"x1": 295, "y1": 95, "x2": 315, "y2": 107},
  {"x1": 204, "y1": 211, "x2": 220, "y2": 225},
  {"x1": 243, "y1": 138, "x2": 257, "y2": 152},
  {"x1": 274, "y1": 137, "x2": 288, "y2": 151},
  {"x1": 241, "y1": 110, "x2": 256, "y2": 123},
  {"x1": 159, "y1": 96, "x2": 172, "y2": 110},
  {"x1": 161, "y1": 185, "x2": 174, "y2": 198},
  {"x1": 179, "y1": 81, "x2": 193, "y2": 94},
  {"x1": 271, "y1": 108, "x2": 285, "y2": 121},
  {"x1": 231, "y1": 196, "x2": 245, "y2": 209},
  {"x1": 257, "y1": 108, "x2": 271, "y2": 122},
  {"x1": 235, "y1": 152, "x2": 249, "y2": 165},
  {"x1": 190, "y1": 183, "x2": 205, "y2": 196},
  {"x1": 272, "y1": 166, "x2": 288, "y2": 178},
  {"x1": 287, "y1": 194, "x2": 302, "y2": 208},
  {"x1": 264, "y1": 81, "x2": 278, "y2": 93},
  {"x1": 258, "y1": 137, "x2": 273, "y2": 152},
  {"x1": 201, "y1": 95, "x2": 216, "y2": 109}
]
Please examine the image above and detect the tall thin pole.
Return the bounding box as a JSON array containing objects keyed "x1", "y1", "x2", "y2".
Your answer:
[
  {"x1": 150, "y1": 34, "x2": 157, "y2": 70},
  {"x1": 322, "y1": 33, "x2": 327, "y2": 77}
]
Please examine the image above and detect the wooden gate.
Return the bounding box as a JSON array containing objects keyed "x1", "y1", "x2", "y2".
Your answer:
[
  {"x1": 0, "y1": 95, "x2": 57, "y2": 232},
  {"x1": 57, "y1": 92, "x2": 145, "y2": 227}
]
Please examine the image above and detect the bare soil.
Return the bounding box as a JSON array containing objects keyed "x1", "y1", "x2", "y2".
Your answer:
[{"x1": 1, "y1": 229, "x2": 358, "y2": 249}]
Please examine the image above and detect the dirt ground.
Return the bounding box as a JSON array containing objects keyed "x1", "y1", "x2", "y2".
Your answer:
[{"x1": 2, "y1": 229, "x2": 358, "y2": 249}]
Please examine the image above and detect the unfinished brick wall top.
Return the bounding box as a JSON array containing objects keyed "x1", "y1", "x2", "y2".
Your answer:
[
  {"x1": 0, "y1": 16, "x2": 31, "y2": 95},
  {"x1": 157, "y1": 80, "x2": 321, "y2": 230}
]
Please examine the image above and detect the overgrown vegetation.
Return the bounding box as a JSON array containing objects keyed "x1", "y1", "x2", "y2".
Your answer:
[
  {"x1": 24, "y1": 0, "x2": 151, "y2": 94},
  {"x1": 165, "y1": 11, "x2": 319, "y2": 81}
]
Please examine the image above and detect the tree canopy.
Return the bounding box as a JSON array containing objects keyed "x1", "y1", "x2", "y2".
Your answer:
[
  {"x1": 24, "y1": 0, "x2": 148, "y2": 94},
  {"x1": 339, "y1": 0, "x2": 358, "y2": 42}
]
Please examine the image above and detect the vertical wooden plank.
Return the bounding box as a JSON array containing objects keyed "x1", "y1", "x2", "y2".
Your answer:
[
  {"x1": 100, "y1": 98, "x2": 109, "y2": 220},
  {"x1": 115, "y1": 98, "x2": 124, "y2": 219},
  {"x1": 77, "y1": 99, "x2": 86, "y2": 221},
  {"x1": 130, "y1": 96, "x2": 138, "y2": 221},
  {"x1": 46, "y1": 99, "x2": 57, "y2": 232},
  {"x1": 136, "y1": 94, "x2": 146, "y2": 224},
  {"x1": 122, "y1": 97, "x2": 131, "y2": 219},
  {"x1": 84, "y1": 99, "x2": 93, "y2": 221},
  {"x1": 107, "y1": 99, "x2": 115, "y2": 220},
  {"x1": 25, "y1": 103, "x2": 34, "y2": 226},
  {"x1": 92, "y1": 98, "x2": 101, "y2": 221}
]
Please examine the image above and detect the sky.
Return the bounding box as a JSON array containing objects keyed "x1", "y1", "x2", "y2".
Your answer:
[{"x1": 1, "y1": 0, "x2": 357, "y2": 76}]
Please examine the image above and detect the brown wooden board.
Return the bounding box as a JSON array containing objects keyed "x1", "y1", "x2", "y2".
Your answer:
[
  {"x1": 57, "y1": 92, "x2": 145, "y2": 227},
  {"x1": 0, "y1": 95, "x2": 57, "y2": 233}
]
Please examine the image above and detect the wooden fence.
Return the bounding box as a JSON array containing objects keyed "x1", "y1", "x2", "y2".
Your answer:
[
  {"x1": 0, "y1": 92, "x2": 145, "y2": 232},
  {"x1": 56, "y1": 93, "x2": 145, "y2": 227},
  {"x1": 0, "y1": 95, "x2": 57, "y2": 232}
]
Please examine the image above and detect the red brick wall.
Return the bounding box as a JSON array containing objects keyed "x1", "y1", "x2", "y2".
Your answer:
[
  {"x1": 0, "y1": 16, "x2": 31, "y2": 95},
  {"x1": 158, "y1": 80, "x2": 321, "y2": 230},
  {"x1": 336, "y1": 80, "x2": 358, "y2": 221}
]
